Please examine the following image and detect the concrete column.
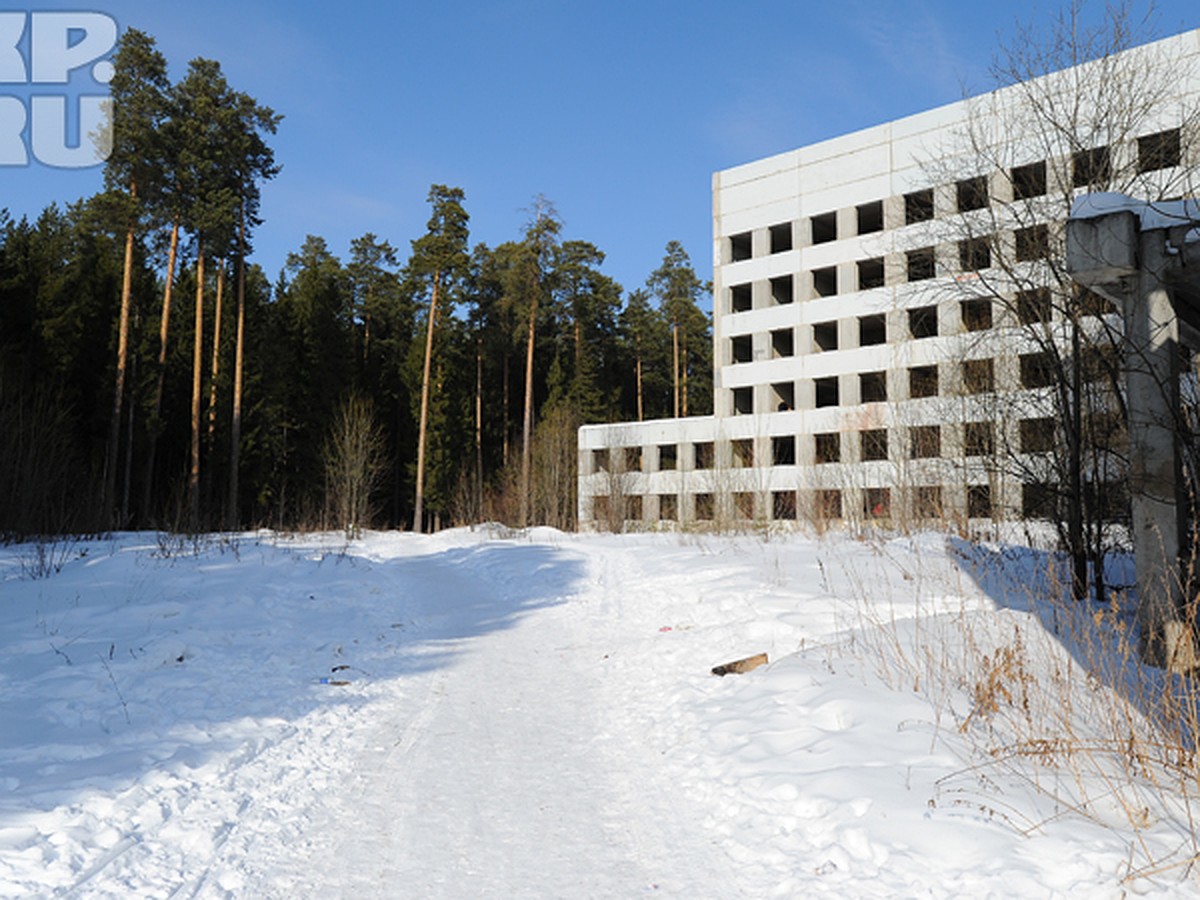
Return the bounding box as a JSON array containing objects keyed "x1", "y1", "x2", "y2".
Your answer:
[
  {"x1": 839, "y1": 318, "x2": 858, "y2": 350},
  {"x1": 936, "y1": 300, "x2": 955, "y2": 337},
  {"x1": 752, "y1": 278, "x2": 769, "y2": 311},
  {"x1": 841, "y1": 373, "x2": 860, "y2": 407},
  {"x1": 752, "y1": 330, "x2": 768, "y2": 363},
  {"x1": 837, "y1": 261, "x2": 856, "y2": 295},
  {"x1": 680, "y1": 441, "x2": 697, "y2": 472},
  {"x1": 797, "y1": 269, "x2": 815, "y2": 302},
  {"x1": 645, "y1": 443, "x2": 661, "y2": 473},
  {"x1": 1126, "y1": 230, "x2": 1192, "y2": 669},
  {"x1": 882, "y1": 195, "x2": 905, "y2": 232},
  {"x1": 883, "y1": 252, "x2": 905, "y2": 288},
  {"x1": 1065, "y1": 207, "x2": 1200, "y2": 670},
  {"x1": 933, "y1": 184, "x2": 956, "y2": 219},
  {"x1": 751, "y1": 228, "x2": 770, "y2": 259},
  {"x1": 836, "y1": 208, "x2": 856, "y2": 242},
  {"x1": 796, "y1": 217, "x2": 813, "y2": 250},
  {"x1": 795, "y1": 377, "x2": 815, "y2": 411}
]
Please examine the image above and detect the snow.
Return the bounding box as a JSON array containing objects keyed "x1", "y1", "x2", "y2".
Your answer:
[
  {"x1": 1, "y1": 527, "x2": 1198, "y2": 896},
  {"x1": 1070, "y1": 192, "x2": 1200, "y2": 243}
]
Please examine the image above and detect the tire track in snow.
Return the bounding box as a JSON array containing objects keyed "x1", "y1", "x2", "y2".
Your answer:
[{"x1": 393, "y1": 676, "x2": 445, "y2": 756}]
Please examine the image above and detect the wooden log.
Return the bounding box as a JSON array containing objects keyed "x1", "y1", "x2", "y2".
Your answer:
[{"x1": 711, "y1": 652, "x2": 768, "y2": 677}]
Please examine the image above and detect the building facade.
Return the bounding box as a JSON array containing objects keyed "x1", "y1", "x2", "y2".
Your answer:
[{"x1": 578, "y1": 30, "x2": 1200, "y2": 531}]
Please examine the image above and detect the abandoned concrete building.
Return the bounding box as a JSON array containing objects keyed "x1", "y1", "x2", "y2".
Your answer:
[{"x1": 577, "y1": 29, "x2": 1200, "y2": 531}]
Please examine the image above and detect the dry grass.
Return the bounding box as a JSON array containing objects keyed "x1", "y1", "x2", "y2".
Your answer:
[{"x1": 822, "y1": 531, "x2": 1200, "y2": 885}]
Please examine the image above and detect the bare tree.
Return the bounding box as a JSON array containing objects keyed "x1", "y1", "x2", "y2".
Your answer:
[
  {"x1": 324, "y1": 394, "x2": 388, "y2": 539},
  {"x1": 924, "y1": 1, "x2": 1200, "y2": 601},
  {"x1": 531, "y1": 403, "x2": 580, "y2": 531}
]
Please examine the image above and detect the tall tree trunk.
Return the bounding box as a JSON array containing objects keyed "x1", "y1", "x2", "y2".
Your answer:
[
  {"x1": 635, "y1": 345, "x2": 644, "y2": 422},
  {"x1": 502, "y1": 352, "x2": 510, "y2": 468},
  {"x1": 188, "y1": 238, "x2": 205, "y2": 528},
  {"x1": 681, "y1": 328, "x2": 689, "y2": 417},
  {"x1": 228, "y1": 209, "x2": 246, "y2": 530},
  {"x1": 1090, "y1": 479, "x2": 1107, "y2": 605},
  {"x1": 106, "y1": 183, "x2": 137, "y2": 526},
  {"x1": 520, "y1": 289, "x2": 538, "y2": 527},
  {"x1": 121, "y1": 305, "x2": 139, "y2": 525},
  {"x1": 362, "y1": 292, "x2": 373, "y2": 370},
  {"x1": 475, "y1": 335, "x2": 483, "y2": 520},
  {"x1": 414, "y1": 270, "x2": 441, "y2": 532},
  {"x1": 207, "y1": 259, "x2": 225, "y2": 443},
  {"x1": 671, "y1": 322, "x2": 680, "y2": 419},
  {"x1": 393, "y1": 402, "x2": 404, "y2": 526},
  {"x1": 1068, "y1": 321, "x2": 1086, "y2": 600},
  {"x1": 142, "y1": 216, "x2": 179, "y2": 523},
  {"x1": 573, "y1": 317, "x2": 582, "y2": 389}
]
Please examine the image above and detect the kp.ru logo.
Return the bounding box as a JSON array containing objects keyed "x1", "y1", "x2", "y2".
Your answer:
[{"x1": 0, "y1": 11, "x2": 116, "y2": 168}]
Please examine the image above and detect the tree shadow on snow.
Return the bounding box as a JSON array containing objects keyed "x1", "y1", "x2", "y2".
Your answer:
[
  {"x1": 0, "y1": 533, "x2": 588, "y2": 868},
  {"x1": 946, "y1": 536, "x2": 1198, "y2": 747}
]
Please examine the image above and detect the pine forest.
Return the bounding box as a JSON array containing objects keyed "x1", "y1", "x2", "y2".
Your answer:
[{"x1": 0, "y1": 29, "x2": 712, "y2": 537}]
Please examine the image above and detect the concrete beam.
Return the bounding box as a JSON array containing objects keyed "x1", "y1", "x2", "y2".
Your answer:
[{"x1": 1064, "y1": 210, "x2": 1140, "y2": 294}]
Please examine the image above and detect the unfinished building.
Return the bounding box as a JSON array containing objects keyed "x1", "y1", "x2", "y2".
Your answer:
[{"x1": 578, "y1": 29, "x2": 1200, "y2": 531}]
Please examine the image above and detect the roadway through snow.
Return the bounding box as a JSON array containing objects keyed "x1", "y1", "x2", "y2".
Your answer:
[
  {"x1": 311, "y1": 544, "x2": 734, "y2": 898},
  {"x1": 4, "y1": 531, "x2": 1176, "y2": 896}
]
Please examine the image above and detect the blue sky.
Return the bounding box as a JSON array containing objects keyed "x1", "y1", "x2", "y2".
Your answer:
[{"x1": 4, "y1": 0, "x2": 1199, "y2": 299}]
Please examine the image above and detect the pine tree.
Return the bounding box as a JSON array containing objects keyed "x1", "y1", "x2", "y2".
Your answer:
[
  {"x1": 225, "y1": 90, "x2": 280, "y2": 528},
  {"x1": 172, "y1": 58, "x2": 278, "y2": 527},
  {"x1": 173, "y1": 59, "x2": 241, "y2": 525},
  {"x1": 102, "y1": 28, "x2": 169, "y2": 526},
  {"x1": 647, "y1": 241, "x2": 709, "y2": 417},
  {"x1": 271, "y1": 236, "x2": 354, "y2": 522},
  {"x1": 407, "y1": 185, "x2": 469, "y2": 532},
  {"x1": 618, "y1": 289, "x2": 666, "y2": 421},
  {"x1": 347, "y1": 233, "x2": 399, "y2": 374},
  {"x1": 350, "y1": 234, "x2": 416, "y2": 526},
  {"x1": 548, "y1": 239, "x2": 621, "y2": 423},
  {"x1": 510, "y1": 197, "x2": 561, "y2": 526},
  {"x1": 465, "y1": 241, "x2": 514, "y2": 509}
]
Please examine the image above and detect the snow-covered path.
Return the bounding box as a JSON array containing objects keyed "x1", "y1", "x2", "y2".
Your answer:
[
  {"x1": 312, "y1": 547, "x2": 726, "y2": 897},
  {"x1": 4, "y1": 528, "x2": 1200, "y2": 897}
]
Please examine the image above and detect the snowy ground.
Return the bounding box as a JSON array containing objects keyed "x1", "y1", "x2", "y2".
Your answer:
[{"x1": 1, "y1": 527, "x2": 1198, "y2": 897}]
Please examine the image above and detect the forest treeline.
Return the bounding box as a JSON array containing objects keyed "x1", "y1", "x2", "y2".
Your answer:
[{"x1": 0, "y1": 28, "x2": 711, "y2": 538}]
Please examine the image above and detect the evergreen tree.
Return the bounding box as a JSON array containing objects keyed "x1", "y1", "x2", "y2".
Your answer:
[
  {"x1": 466, "y1": 241, "x2": 517, "y2": 500},
  {"x1": 174, "y1": 59, "x2": 241, "y2": 525},
  {"x1": 647, "y1": 241, "x2": 711, "y2": 417},
  {"x1": 618, "y1": 288, "x2": 670, "y2": 421},
  {"x1": 141, "y1": 89, "x2": 187, "y2": 525},
  {"x1": 407, "y1": 185, "x2": 470, "y2": 531},
  {"x1": 0, "y1": 204, "x2": 136, "y2": 534},
  {"x1": 351, "y1": 234, "x2": 417, "y2": 526},
  {"x1": 507, "y1": 197, "x2": 561, "y2": 526},
  {"x1": 102, "y1": 28, "x2": 169, "y2": 525},
  {"x1": 172, "y1": 57, "x2": 278, "y2": 527},
  {"x1": 547, "y1": 239, "x2": 621, "y2": 423},
  {"x1": 347, "y1": 233, "x2": 400, "y2": 375},
  {"x1": 225, "y1": 89, "x2": 280, "y2": 527},
  {"x1": 270, "y1": 236, "x2": 354, "y2": 522}
]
